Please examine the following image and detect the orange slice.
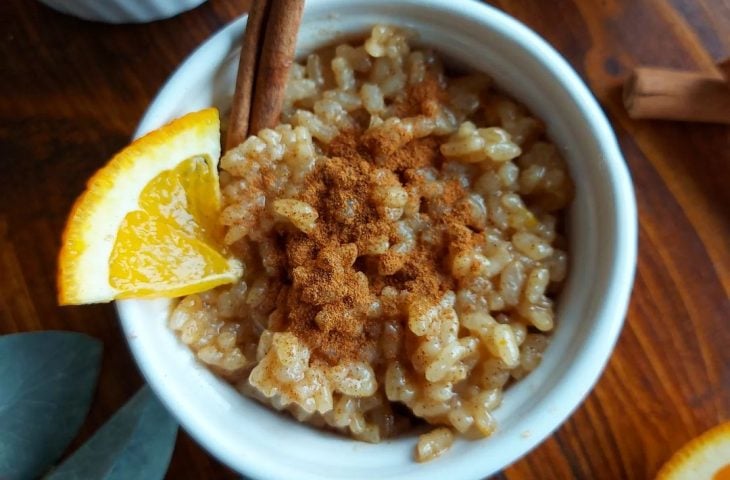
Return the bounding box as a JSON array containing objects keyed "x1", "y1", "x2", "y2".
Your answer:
[
  {"x1": 58, "y1": 108, "x2": 242, "y2": 305},
  {"x1": 657, "y1": 421, "x2": 730, "y2": 480}
]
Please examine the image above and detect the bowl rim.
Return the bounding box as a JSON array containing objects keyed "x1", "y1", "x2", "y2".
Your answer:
[
  {"x1": 119, "y1": 0, "x2": 637, "y2": 478},
  {"x1": 36, "y1": 0, "x2": 208, "y2": 24}
]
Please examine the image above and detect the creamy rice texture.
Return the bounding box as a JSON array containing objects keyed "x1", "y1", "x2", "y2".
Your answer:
[{"x1": 169, "y1": 25, "x2": 573, "y2": 462}]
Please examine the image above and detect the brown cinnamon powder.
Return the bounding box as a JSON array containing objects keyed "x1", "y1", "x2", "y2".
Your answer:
[
  {"x1": 263, "y1": 77, "x2": 475, "y2": 364},
  {"x1": 393, "y1": 72, "x2": 449, "y2": 118}
]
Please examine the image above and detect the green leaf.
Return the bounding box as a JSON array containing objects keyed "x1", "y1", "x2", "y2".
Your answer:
[
  {"x1": 46, "y1": 386, "x2": 178, "y2": 480},
  {"x1": 0, "y1": 331, "x2": 102, "y2": 480}
]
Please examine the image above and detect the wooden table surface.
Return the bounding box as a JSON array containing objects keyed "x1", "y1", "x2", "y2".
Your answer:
[{"x1": 1, "y1": 0, "x2": 728, "y2": 478}]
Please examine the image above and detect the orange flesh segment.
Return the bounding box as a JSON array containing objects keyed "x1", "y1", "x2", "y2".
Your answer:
[
  {"x1": 110, "y1": 156, "x2": 233, "y2": 298},
  {"x1": 57, "y1": 108, "x2": 240, "y2": 304}
]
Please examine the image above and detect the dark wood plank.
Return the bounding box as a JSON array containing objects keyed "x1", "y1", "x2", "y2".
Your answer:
[{"x1": 0, "y1": 0, "x2": 727, "y2": 478}]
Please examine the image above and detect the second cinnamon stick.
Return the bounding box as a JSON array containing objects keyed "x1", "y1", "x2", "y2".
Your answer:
[
  {"x1": 248, "y1": 0, "x2": 305, "y2": 135},
  {"x1": 623, "y1": 67, "x2": 730, "y2": 124},
  {"x1": 226, "y1": 0, "x2": 271, "y2": 151}
]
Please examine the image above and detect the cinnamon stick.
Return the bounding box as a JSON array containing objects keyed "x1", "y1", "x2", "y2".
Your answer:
[
  {"x1": 226, "y1": 0, "x2": 305, "y2": 150},
  {"x1": 623, "y1": 66, "x2": 730, "y2": 124},
  {"x1": 226, "y1": 0, "x2": 271, "y2": 151},
  {"x1": 248, "y1": 0, "x2": 305, "y2": 135}
]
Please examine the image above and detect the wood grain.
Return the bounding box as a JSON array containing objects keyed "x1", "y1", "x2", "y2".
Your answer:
[{"x1": 0, "y1": 0, "x2": 727, "y2": 478}]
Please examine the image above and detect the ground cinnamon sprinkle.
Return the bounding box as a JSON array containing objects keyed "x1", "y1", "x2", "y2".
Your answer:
[
  {"x1": 393, "y1": 72, "x2": 449, "y2": 118},
  {"x1": 261, "y1": 112, "x2": 472, "y2": 363},
  {"x1": 377, "y1": 137, "x2": 441, "y2": 172},
  {"x1": 245, "y1": 72, "x2": 483, "y2": 365}
]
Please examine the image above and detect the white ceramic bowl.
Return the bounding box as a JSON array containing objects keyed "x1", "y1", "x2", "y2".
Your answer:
[
  {"x1": 118, "y1": 1, "x2": 637, "y2": 478},
  {"x1": 37, "y1": 0, "x2": 207, "y2": 24}
]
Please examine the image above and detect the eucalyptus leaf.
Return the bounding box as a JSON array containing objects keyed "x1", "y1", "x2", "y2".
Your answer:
[
  {"x1": 46, "y1": 386, "x2": 178, "y2": 480},
  {"x1": 0, "y1": 331, "x2": 102, "y2": 480}
]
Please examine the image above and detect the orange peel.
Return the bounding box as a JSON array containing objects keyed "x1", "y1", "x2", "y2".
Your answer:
[
  {"x1": 58, "y1": 108, "x2": 241, "y2": 305},
  {"x1": 657, "y1": 421, "x2": 730, "y2": 480}
]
